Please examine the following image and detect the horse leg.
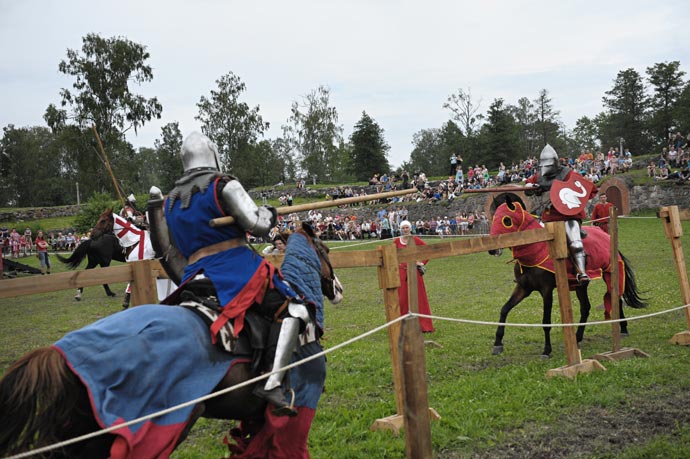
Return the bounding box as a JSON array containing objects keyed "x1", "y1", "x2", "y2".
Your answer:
[
  {"x1": 95, "y1": 259, "x2": 117, "y2": 298},
  {"x1": 540, "y1": 288, "x2": 554, "y2": 358},
  {"x1": 619, "y1": 299, "x2": 629, "y2": 336},
  {"x1": 202, "y1": 362, "x2": 265, "y2": 421},
  {"x1": 75, "y1": 288, "x2": 83, "y2": 301},
  {"x1": 173, "y1": 403, "x2": 206, "y2": 451},
  {"x1": 493, "y1": 285, "x2": 530, "y2": 355},
  {"x1": 574, "y1": 286, "x2": 592, "y2": 344}
]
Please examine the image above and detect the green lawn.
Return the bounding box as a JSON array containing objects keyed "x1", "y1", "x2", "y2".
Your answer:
[{"x1": 2, "y1": 214, "x2": 690, "y2": 458}]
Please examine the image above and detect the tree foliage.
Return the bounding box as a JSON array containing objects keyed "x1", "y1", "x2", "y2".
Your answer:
[
  {"x1": 152, "y1": 122, "x2": 184, "y2": 192},
  {"x1": 196, "y1": 72, "x2": 269, "y2": 183},
  {"x1": 646, "y1": 61, "x2": 686, "y2": 144},
  {"x1": 601, "y1": 68, "x2": 649, "y2": 153},
  {"x1": 43, "y1": 33, "x2": 162, "y2": 201},
  {"x1": 282, "y1": 86, "x2": 343, "y2": 182},
  {"x1": 348, "y1": 111, "x2": 390, "y2": 181}
]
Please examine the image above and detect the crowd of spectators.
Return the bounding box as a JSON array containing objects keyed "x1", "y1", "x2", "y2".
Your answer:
[
  {"x1": 264, "y1": 205, "x2": 490, "y2": 243},
  {"x1": 0, "y1": 226, "x2": 87, "y2": 258},
  {"x1": 647, "y1": 132, "x2": 690, "y2": 182}
]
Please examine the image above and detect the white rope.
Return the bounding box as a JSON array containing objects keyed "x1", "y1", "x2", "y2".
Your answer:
[
  {"x1": 3, "y1": 316, "x2": 407, "y2": 459},
  {"x1": 411, "y1": 302, "x2": 690, "y2": 328}
]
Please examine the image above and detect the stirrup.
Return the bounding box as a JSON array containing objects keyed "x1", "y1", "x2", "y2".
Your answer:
[
  {"x1": 253, "y1": 386, "x2": 298, "y2": 417},
  {"x1": 576, "y1": 273, "x2": 590, "y2": 285}
]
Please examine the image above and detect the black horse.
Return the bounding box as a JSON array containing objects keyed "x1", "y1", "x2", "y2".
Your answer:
[
  {"x1": 489, "y1": 201, "x2": 646, "y2": 357},
  {"x1": 57, "y1": 209, "x2": 128, "y2": 300},
  {"x1": 56, "y1": 232, "x2": 125, "y2": 300}
]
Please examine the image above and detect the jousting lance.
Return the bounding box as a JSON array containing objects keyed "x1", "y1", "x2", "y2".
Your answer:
[
  {"x1": 461, "y1": 186, "x2": 539, "y2": 193},
  {"x1": 209, "y1": 187, "x2": 419, "y2": 227}
]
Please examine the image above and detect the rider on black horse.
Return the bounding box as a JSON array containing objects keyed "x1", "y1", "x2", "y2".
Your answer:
[{"x1": 152, "y1": 132, "x2": 314, "y2": 417}]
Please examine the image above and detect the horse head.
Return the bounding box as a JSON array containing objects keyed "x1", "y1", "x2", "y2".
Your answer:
[
  {"x1": 488, "y1": 200, "x2": 535, "y2": 257},
  {"x1": 91, "y1": 208, "x2": 115, "y2": 239},
  {"x1": 300, "y1": 222, "x2": 343, "y2": 304}
]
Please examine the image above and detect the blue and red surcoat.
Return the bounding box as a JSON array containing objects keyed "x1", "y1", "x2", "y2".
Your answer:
[{"x1": 164, "y1": 176, "x2": 295, "y2": 340}]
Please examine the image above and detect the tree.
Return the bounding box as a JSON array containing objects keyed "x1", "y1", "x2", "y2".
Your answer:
[
  {"x1": 348, "y1": 112, "x2": 390, "y2": 181},
  {"x1": 0, "y1": 126, "x2": 74, "y2": 207},
  {"x1": 443, "y1": 87, "x2": 483, "y2": 138},
  {"x1": 571, "y1": 116, "x2": 600, "y2": 153},
  {"x1": 646, "y1": 61, "x2": 686, "y2": 144},
  {"x1": 533, "y1": 89, "x2": 561, "y2": 147},
  {"x1": 196, "y1": 72, "x2": 269, "y2": 183},
  {"x1": 44, "y1": 33, "x2": 162, "y2": 200},
  {"x1": 408, "y1": 128, "x2": 442, "y2": 175},
  {"x1": 476, "y1": 98, "x2": 521, "y2": 168},
  {"x1": 153, "y1": 122, "x2": 183, "y2": 192},
  {"x1": 508, "y1": 97, "x2": 539, "y2": 157},
  {"x1": 601, "y1": 68, "x2": 649, "y2": 153},
  {"x1": 282, "y1": 86, "x2": 343, "y2": 182}
]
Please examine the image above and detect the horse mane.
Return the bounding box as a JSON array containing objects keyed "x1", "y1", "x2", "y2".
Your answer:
[
  {"x1": 91, "y1": 208, "x2": 115, "y2": 239},
  {"x1": 0, "y1": 348, "x2": 81, "y2": 456}
]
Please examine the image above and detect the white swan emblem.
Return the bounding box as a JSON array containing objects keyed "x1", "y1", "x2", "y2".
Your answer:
[{"x1": 558, "y1": 180, "x2": 588, "y2": 209}]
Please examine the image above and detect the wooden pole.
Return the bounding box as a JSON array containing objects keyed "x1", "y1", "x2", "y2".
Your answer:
[
  {"x1": 370, "y1": 244, "x2": 406, "y2": 434},
  {"x1": 400, "y1": 316, "x2": 433, "y2": 459},
  {"x1": 210, "y1": 188, "x2": 418, "y2": 227},
  {"x1": 609, "y1": 206, "x2": 621, "y2": 351},
  {"x1": 591, "y1": 208, "x2": 650, "y2": 361},
  {"x1": 545, "y1": 221, "x2": 606, "y2": 378},
  {"x1": 659, "y1": 206, "x2": 690, "y2": 345},
  {"x1": 92, "y1": 124, "x2": 125, "y2": 208}
]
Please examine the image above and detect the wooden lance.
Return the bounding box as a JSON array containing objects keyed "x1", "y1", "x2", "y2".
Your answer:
[
  {"x1": 461, "y1": 186, "x2": 538, "y2": 193},
  {"x1": 92, "y1": 124, "x2": 126, "y2": 209},
  {"x1": 209, "y1": 188, "x2": 419, "y2": 227}
]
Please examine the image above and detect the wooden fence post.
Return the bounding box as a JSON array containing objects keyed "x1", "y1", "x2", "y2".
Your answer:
[
  {"x1": 545, "y1": 221, "x2": 606, "y2": 378},
  {"x1": 371, "y1": 244, "x2": 406, "y2": 434},
  {"x1": 130, "y1": 259, "x2": 160, "y2": 306},
  {"x1": 658, "y1": 206, "x2": 690, "y2": 344},
  {"x1": 400, "y1": 315, "x2": 433, "y2": 459},
  {"x1": 591, "y1": 208, "x2": 649, "y2": 361}
]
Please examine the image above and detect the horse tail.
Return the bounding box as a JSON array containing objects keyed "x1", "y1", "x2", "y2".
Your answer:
[
  {"x1": 0, "y1": 347, "x2": 79, "y2": 456},
  {"x1": 56, "y1": 238, "x2": 91, "y2": 269},
  {"x1": 620, "y1": 252, "x2": 648, "y2": 308}
]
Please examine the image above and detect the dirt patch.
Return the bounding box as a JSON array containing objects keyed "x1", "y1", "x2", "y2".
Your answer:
[{"x1": 439, "y1": 389, "x2": 690, "y2": 459}]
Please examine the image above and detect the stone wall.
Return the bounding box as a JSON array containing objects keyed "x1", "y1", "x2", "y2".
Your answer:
[
  {"x1": 0, "y1": 205, "x2": 81, "y2": 223},
  {"x1": 2, "y1": 181, "x2": 690, "y2": 224}
]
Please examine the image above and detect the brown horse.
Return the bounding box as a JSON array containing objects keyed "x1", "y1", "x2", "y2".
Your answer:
[{"x1": 0, "y1": 224, "x2": 342, "y2": 458}]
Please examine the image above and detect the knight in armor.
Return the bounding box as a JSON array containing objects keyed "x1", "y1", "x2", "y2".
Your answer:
[
  {"x1": 525, "y1": 144, "x2": 598, "y2": 285},
  {"x1": 157, "y1": 131, "x2": 310, "y2": 417},
  {"x1": 120, "y1": 193, "x2": 146, "y2": 227}
]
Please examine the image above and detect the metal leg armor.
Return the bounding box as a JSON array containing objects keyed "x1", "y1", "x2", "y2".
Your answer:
[
  {"x1": 253, "y1": 302, "x2": 311, "y2": 417},
  {"x1": 565, "y1": 220, "x2": 589, "y2": 285}
]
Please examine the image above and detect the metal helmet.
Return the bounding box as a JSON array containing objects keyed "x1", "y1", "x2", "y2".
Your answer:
[
  {"x1": 180, "y1": 131, "x2": 222, "y2": 172},
  {"x1": 539, "y1": 144, "x2": 560, "y2": 178}
]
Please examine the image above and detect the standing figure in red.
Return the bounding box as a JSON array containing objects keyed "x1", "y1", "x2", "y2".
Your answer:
[
  {"x1": 591, "y1": 193, "x2": 615, "y2": 234},
  {"x1": 394, "y1": 220, "x2": 434, "y2": 332},
  {"x1": 526, "y1": 144, "x2": 598, "y2": 285}
]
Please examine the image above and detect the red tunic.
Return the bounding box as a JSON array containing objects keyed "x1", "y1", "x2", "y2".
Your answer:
[
  {"x1": 591, "y1": 201, "x2": 614, "y2": 233},
  {"x1": 394, "y1": 236, "x2": 434, "y2": 332}
]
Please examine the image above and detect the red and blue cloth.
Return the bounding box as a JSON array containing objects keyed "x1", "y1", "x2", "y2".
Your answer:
[{"x1": 54, "y1": 305, "x2": 246, "y2": 459}]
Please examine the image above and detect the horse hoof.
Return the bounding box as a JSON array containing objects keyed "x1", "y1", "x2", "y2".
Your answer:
[
  {"x1": 621, "y1": 332, "x2": 629, "y2": 337},
  {"x1": 540, "y1": 353, "x2": 551, "y2": 359},
  {"x1": 74, "y1": 297, "x2": 81, "y2": 301},
  {"x1": 492, "y1": 345, "x2": 504, "y2": 355},
  {"x1": 108, "y1": 293, "x2": 117, "y2": 298}
]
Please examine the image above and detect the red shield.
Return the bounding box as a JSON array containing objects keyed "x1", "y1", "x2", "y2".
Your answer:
[{"x1": 549, "y1": 173, "x2": 596, "y2": 216}]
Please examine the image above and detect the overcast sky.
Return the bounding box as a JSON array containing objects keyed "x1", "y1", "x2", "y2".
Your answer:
[{"x1": 1, "y1": 0, "x2": 689, "y2": 168}]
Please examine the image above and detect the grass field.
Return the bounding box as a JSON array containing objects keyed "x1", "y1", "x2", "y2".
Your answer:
[{"x1": 2, "y1": 213, "x2": 690, "y2": 458}]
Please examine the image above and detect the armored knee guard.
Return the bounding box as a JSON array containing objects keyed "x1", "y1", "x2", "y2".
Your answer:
[{"x1": 565, "y1": 220, "x2": 589, "y2": 284}]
